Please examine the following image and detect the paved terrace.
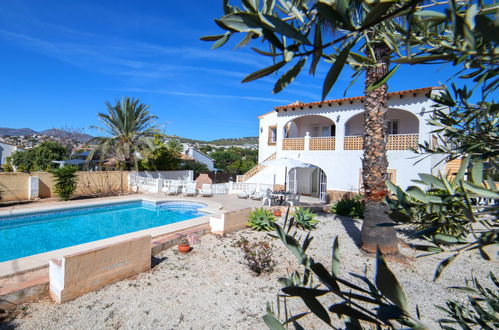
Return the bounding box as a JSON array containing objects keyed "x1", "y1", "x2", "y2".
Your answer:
[{"x1": 0, "y1": 193, "x2": 324, "y2": 212}]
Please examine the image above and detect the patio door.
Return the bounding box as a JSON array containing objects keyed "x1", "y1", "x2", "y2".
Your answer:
[
  {"x1": 288, "y1": 168, "x2": 297, "y2": 193},
  {"x1": 311, "y1": 169, "x2": 318, "y2": 196},
  {"x1": 319, "y1": 169, "x2": 327, "y2": 203}
]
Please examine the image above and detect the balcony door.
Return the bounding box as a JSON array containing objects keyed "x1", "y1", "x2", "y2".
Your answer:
[
  {"x1": 319, "y1": 169, "x2": 327, "y2": 203},
  {"x1": 288, "y1": 168, "x2": 297, "y2": 193}
]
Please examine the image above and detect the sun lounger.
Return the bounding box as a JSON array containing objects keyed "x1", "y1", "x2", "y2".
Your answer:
[
  {"x1": 183, "y1": 183, "x2": 197, "y2": 196},
  {"x1": 250, "y1": 190, "x2": 264, "y2": 200},
  {"x1": 199, "y1": 184, "x2": 213, "y2": 197},
  {"x1": 237, "y1": 189, "x2": 255, "y2": 199},
  {"x1": 163, "y1": 184, "x2": 180, "y2": 195}
]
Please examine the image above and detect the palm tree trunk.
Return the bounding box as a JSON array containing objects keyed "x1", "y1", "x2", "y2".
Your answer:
[{"x1": 360, "y1": 43, "x2": 399, "y2": 255}]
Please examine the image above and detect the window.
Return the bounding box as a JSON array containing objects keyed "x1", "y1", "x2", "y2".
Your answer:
[
  {"x1": 321, "y1": 126, "x2": 329, "y2": 137},
  {"x1": 388, "y1": 120, "x2": 399, "y2": 134},
  {"x1": 387, "y1": 169, "x2": 397, "y2": 183},
  {"x1": 311, "y1": 126, "x2": 320, "y2": 137},
  {"x1": 268, "y1": 126, "x2": 277, "y2": 145}
]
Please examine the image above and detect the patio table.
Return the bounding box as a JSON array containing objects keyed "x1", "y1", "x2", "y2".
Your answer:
[{"x1": 271, "y1": 192, "x2": 292, "y2": 205}]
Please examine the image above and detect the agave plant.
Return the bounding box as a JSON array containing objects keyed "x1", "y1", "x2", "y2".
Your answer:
[
  {"x1": 247, "y1": 208, "x2": 276, "y2": 231},
  {"x1": 293, "y1": 207, "x2": 318, "y2": 230}
]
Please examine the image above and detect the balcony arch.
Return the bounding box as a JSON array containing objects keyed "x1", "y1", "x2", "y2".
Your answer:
[
  {"x1": 283, "y1": 115, "x2": 336, "y2": 150},
  {"x1": 343, "y1": 108, "x2": 420, "y2": 150},
  {"x1": 284, "y1": 115, "x2": 336, "y2": 138}
]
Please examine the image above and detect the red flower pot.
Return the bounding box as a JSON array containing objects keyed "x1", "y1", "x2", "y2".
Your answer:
[
  {"x1": 178, "y1": 244, "x2": 191, "y2": 253},
  {"x1": 273, "y1": 209, "x2": 282, "y2": 217}
]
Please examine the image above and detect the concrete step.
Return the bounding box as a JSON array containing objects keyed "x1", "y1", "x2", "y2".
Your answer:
[{"x1": 0, "y1": 268, "x2": 49, "y2": 310}]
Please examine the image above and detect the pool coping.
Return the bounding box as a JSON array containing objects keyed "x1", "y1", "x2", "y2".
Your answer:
[{"x1": 0, "y1": 195, "x2": 222, "y2": 279}]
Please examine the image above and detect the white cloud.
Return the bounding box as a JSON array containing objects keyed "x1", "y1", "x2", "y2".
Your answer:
[{"x1": 108, "y1": 87, "x2": 293, "y2": 103}]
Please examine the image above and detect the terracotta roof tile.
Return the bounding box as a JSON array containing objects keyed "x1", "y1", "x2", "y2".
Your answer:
[{"x1": 257, "y1": 87, "x2": 441, "y2": 118}]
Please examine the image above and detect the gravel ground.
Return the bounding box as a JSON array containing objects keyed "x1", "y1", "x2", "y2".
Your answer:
[{"x1": 2, "y1": 214, "x2": 496, "y2": 329}]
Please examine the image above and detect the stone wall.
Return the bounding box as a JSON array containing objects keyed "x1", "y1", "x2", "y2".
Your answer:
[
  {"x1": 0, "y1": 172, "x2": 30, "y2": 201},
  {"x1": 50, "y1": 236, "x2": 151, "y2": 303},
  {"x1": 0, "y1": 171, "x2": 129, "y2": 201}
]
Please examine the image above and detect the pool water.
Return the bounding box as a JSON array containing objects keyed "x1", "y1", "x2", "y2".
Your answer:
[{"x1": 0, "y1": 201, "x2": 206, "y2": 262}]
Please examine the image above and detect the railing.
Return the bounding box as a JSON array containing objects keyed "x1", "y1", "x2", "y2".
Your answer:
[
  {"x1": 239, "y1": 153, "x2": 276, "y2": 182},
  {"x1": 310, "y1": 137, "x2": 335, "y2": 150},
  {"x1": 344, "y1": 134, "x2": 419, "y2": 150},
  {"x1": 344, "y1": 136, "x2": 363, "y2": 150},
  {"x1": 283, "y1": 138, "x2": 305, "y2": 150},
  {"x1": 387, "y1": 134, "x2": 419, "y2": 150}
]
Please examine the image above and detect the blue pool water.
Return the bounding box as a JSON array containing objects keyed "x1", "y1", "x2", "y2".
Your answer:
[{"x1": 0, "y1": 201, "x2": 206, "y2": 262}]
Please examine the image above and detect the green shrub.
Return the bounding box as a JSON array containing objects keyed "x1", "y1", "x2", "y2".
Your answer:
[
  {"x1": 293, "y1": 207, "x2": 318, "y2": 230},
  {"x1": 247, "y1": 208, "x2": 275, "y2": 231},
  {"x1": 331, "y1": 194, "x2": 364, "y2": 219},
  {"x1": 51, "y1": 166, "x2": 78, "y2": 201},
  {"x1": 235, "y1": 237, "x2": 276, "y2": 276}
]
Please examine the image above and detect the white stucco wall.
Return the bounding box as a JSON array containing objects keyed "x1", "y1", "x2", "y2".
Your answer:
[
  {"x1": 248, "y1": 149, "x2": 437, "y2": 192},
  {"x1": 258, "y1": 111, "x2": 278, "y2": 162},
  {"x1": 190, "y1": 148, "x2": 214, "y2": 171},
  {"x1": 0, "y1": 143, "x2": 18, "y2": 165}
]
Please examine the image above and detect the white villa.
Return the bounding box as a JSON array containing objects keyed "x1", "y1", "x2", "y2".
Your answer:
[
  {"x1": 181, "y1": 144, "x2": 215, "y2": 171},
  {"x1": 240, "y1": 87, "x2": 450, "y2": 202},
  {"x1": 0, "y1": 142, "x2": 20, "y2": 167}
]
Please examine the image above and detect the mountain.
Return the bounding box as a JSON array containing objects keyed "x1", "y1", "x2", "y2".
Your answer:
[
  {"x1": 207, "y1": 137, "x2": 258, "y2": 145},
  {"x1": 0, "y1": 127, "x2": 256, "y2": 146},
  {"x1": 0, "y1": 127, "x2": 38, "y2": 136},
  {"x1": 40, "y1": 129, "x2": 93, "y2": 143},
  {"x1": 0, "y1": 127, "x2": 93, "y2": 143},
  {"x1": 170, "y1": 136, "x2": 258, "y2": 146}
]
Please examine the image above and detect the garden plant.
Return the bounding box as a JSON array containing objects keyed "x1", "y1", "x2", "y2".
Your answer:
[
  {"x1": 51, "y1": 165, "x2": 78, "y2": 201},
  {"x1": 204, "y1": 0, "x2": 497, "y2": 328}
]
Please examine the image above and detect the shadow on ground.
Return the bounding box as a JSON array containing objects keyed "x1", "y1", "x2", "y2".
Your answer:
[
  {"x1": 151, "y1": 255, "x2": 167, "y2": 268},
  {"x1": 337, "y1": 215, "x2": 362, "y2": 247}
]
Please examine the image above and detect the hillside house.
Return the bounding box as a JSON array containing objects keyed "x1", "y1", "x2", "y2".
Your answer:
[{"x1": 242, "y1": 87, "x2": 449, "y2": 202}]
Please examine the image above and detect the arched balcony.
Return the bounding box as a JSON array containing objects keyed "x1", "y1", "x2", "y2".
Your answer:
[
  {"x1": 343, "y1": 108, "x2": 419, "y2": 150},
  {"x1": 282, "y1": 115, "x2": 336, "y2": 151}
]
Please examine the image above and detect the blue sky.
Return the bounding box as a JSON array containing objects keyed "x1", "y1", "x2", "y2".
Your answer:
[{"x1": 0, "y1": 1, "x2": 456, "y2": 140}]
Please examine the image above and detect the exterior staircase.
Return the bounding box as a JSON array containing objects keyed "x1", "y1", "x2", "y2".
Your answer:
[{"x1": 237, "y1": 153, "x2": 276, "y2": 182}]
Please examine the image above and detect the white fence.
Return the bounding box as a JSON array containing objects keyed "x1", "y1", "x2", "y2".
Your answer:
[
  {"x1": 128, "y1": 173, "x2": 274, "y2": 196},
  {"x1": 131, "y1": 170, "x2": 193, "y2": 180},
  {"x1": 129, "y1": 175, "x2": 161, "y2": 193},
  {"x1": 228, "y1": 182, "x2": 273, "y2": 194},
  {"x1": 212, "y1": 183, "x2": 229, "y2": 194}
]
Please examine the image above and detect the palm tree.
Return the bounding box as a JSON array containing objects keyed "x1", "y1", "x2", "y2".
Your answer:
[
  {"x1": 359, "y1": 42, "x2": 398, "y2": 254},
  {"x1": 205, "y1": 0, "x2": 411, "y2": 254},
  {"x1": 90, "y1": 97, "x2": 160, "y2": 191}
]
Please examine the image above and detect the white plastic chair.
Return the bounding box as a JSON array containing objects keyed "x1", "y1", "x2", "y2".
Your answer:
[
  {"x1": 262, "y1": 189, "x2": 274, "y2": 207},
  {"x1": 285, "y1": 194, "x2": 301, "y2": 207},
  {"x1": 199, "y1": 184, "x2": 213, "y2": 197}
]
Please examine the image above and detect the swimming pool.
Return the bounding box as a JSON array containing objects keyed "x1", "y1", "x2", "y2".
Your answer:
[{"x1": 0, "y1": 200, "x2": 207, "y2": 262}]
